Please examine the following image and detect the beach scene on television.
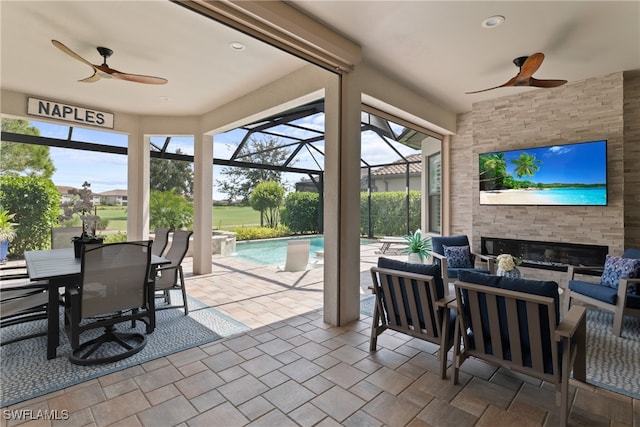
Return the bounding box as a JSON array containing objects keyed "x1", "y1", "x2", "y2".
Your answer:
[{"x1": 479, "y1": 140, "x2": 607, "y2": 206}]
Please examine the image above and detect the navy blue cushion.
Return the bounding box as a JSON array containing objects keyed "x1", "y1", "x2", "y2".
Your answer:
[
  {"x1": 623, "y1": 248, "x2": 640, "y2": 260},
  {"x1": 569, "y1": 280, "x2": 640, "y2": 308},
  {"x1": 448, "y1": 267, "x2": 490, "y2": 279},
  {"x1": 569, "y1": 280, "x2": 617, "y2": 304},
  {"x1": 377, "y1": 257, "x2": 445, "y2": 299},
  {"x1": 432, "y1": 235, "x2": 470, "y2": 257},
  {"x1": 443, "y1": 245, "x2": 473, "y2": 268},
  {"x1": 457, "y1": 270, "x2": 499, "y2": 286},
  {"x1": 628, "y1": 294, "x2": 640, "y2": 309},
  {"x1": 376, "y1": 257, "x2": 446, "y2": 333}
]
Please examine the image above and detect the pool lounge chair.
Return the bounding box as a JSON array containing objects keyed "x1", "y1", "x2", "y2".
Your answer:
[
  {"x1": 278, "y1": 240, "x2": 311, "y2": 272},
  {"x1": 375, "y1": 236, "x2": 406, "y2": 254}
]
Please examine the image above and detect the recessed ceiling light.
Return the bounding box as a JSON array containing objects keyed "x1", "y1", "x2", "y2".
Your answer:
[
  {"x1": 229, "y1": 42, "x2": 246, "y2": 51},
  {"x1": 481, "y1": 15, "x2": 505, "y2": 29}
]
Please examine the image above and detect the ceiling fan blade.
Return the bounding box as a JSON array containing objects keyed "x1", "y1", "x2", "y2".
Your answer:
[
  {"x1": 112, "y1": 72, "x2": 168, "y2": 85},
  {"x1": 51, "y1": 40, "x2": 96, "y2": 69},
  {"x1": 516, "y1": 52, "x2": 545, "y2": 81},
  {"x1": 465, "y1": 77, "x2": 516, "y2": 94},
  {"x1": 78, "y1": 72, "x2": 101, "y2": 83},
  {"x1": 529, "y1": 78, "x2": 567, "y2": 88}
]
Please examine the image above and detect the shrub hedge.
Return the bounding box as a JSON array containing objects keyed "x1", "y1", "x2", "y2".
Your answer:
[
  {"x1": 279, "y1": 190, "x2": 422, "y2": 238},
  {"x1": 360, "y1": 190, "x2": 422, "y2": 236},
  {"x1": 233, "y1": 225, "x2": 291, "y2": 241},
  {"x1": 0, "y1": 175, "x2": 60, "y2": 256},
  {"x1": 281, "y1": 192, "x2": 320, "y2": 234}
]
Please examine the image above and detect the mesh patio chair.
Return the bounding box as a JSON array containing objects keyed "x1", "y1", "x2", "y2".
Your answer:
[
  {"x1": 65, "y1": 241, "x2": 154, "y2": 365},
  {"x1": 151, "y1": 227, "x2": 171, "y2": 257},
  {"x1": 1, "y1": 280, "x2": 49, "y2": 345},
  {"x1": 154, "y1": 230, "x2": 192, "y2": 315},
  {"x1": 51, "y1": 226, "x2": 83, "y2": 249}
]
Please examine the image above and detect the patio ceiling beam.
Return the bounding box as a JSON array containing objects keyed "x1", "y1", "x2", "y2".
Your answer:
[{"x1": 172, "y1": 0, "x2": 361, "y2": 73}]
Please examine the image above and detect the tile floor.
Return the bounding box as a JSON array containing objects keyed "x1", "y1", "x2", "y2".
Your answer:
[{"x1": 1, "y1": 244, "x2": 639, "y2": 426}]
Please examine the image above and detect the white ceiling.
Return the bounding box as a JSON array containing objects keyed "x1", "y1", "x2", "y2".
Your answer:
[{"x1": 1, "y1": 1, "x2": 639, "y2": 121}]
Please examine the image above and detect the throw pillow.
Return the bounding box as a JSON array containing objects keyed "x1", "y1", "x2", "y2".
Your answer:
[
  {"x1": 600, "y1": 254, "x2": 640, "y2": 290},
  {"x1": 443, "y1": 244, "x2": 473, "y2": 268}
]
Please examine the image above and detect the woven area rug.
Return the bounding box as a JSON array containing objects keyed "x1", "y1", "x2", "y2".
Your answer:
[
  {"x1": 359, "y1": 296, "x2": 640, "y2": 399},
  {"x1": 0, "y1": 294, "x2": 249, "y2": 408}
]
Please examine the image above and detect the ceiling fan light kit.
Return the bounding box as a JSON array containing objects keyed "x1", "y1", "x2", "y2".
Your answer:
[
  {"x1": 466, "y1": 52, "x2": 567, "y2": 94},
  {"x1": 51, "y1": 40, "x2": 168, "y2": 85}
]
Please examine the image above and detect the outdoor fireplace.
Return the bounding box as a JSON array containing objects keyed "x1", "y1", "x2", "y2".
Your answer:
[{"x1": 481, "y1": 237, "x2": 608, "y2": 271}]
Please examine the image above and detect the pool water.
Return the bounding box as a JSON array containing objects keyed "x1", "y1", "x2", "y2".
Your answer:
[{"x1": 232, "y1": 236, "x2": 371, "y2": 265}]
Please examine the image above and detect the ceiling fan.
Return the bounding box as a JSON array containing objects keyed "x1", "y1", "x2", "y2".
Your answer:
[
  {"x1": 51, "y1": 40, "x2": 168, "y2": 85},
  {"x1": 466, "y1": 52, "x2": 566, "y2": 94}
]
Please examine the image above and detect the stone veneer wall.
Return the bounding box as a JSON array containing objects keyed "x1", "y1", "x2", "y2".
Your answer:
[
  {"x1": 449, "y1": 72, "x2": 639, "y2": 282},
  {"x1": 623, "y1": 72, "x2": 640, "y2": 249}
]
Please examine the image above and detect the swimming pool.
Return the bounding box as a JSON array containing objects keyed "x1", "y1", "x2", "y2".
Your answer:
[{"x1": 232, "y1": 236, "x2": 372, "y2": 265}]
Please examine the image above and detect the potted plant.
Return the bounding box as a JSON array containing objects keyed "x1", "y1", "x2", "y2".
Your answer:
[
  {"x1": 403, "y1": 229, "x2": 432, "y2": 263},
  {"x1": 72, "y1": 214, "x2": 103, "y2": 258},
  {"x1": 0, "y1": 208, "x2": 18, "y2": 264}
]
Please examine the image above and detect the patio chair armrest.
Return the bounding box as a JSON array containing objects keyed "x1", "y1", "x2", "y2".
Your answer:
[
  {"x1": 435, "y1": 294, "x2": 456, "y2": 309},
  {"x1": 155, "y1": 264, "x2": 178, "y2": 273},
  {"x1": 617, "y1": 278, "x2": 640, "y2": 300},
  {"x1": 0, "y1": 280, "x2": 48, "y2": 291},
  {"x1": 471, "y1": 252, "x2": 495, "y2": 272},
  {"x1": 427, "y1": 250, "x2": 448, "y2": 270},
  {"x1": 568, "y1": 265, "x2": 604, "y2": 279},
  {"x1": 427, "y1": 250, "x2": 446, "y2": 262},
  {"x1": 471, "y1": 252, "x2": 492, "y2": 262},
  {"x1": 555, "y1": 305, "x2": 586, "y2": 340}
]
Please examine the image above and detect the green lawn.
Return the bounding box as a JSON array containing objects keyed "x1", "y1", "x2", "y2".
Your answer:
[
  {"x1": 96, "y1": 206, "x2": 127, "y2": 231},
  {"x1": 212, "y1": 205, "x2": 261, "y2": 229},
  {"x1": 91, "y1": 205, "x2": 261, "y2": 231}
]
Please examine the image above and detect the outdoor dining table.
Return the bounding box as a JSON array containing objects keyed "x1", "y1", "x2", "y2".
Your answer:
[{"x1": 24, "y1": 247, "x2": 169, "y2": 359}]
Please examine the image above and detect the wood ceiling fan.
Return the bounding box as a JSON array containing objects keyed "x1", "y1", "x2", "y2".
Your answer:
[
  {"x1": 51, "y1": 40, "x2": 168, "y2": 85},
  {"x1": 466, "y1": 52, "x2": 566, "y2": 94}
]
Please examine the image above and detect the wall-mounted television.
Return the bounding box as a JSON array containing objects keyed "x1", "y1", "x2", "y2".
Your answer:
[{"x1": 479, "y1": 140, "x2": 607, "y2": 206}]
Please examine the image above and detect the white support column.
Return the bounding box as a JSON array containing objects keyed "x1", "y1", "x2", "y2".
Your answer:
[
  {"x1": 193, "y1": 133, "x2": 213, "y2": 275},
  {"x1": 127, "y1": 133, "x2": 150, "y2": 241},
  {"x1": 323, "y1": 70, "x2": 362, "y2": 326}
]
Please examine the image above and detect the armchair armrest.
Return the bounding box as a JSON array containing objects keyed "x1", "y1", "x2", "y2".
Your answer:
[
  {"x1": 555, "y1": 305, "x2": 586, "y2": 339},
  {"x1": 435, "y1": 294, "x2": 456, "y2": 309},
  {"x1": 471, "y1": 252, "x2": 495, "y2": 273},
  {"x1": 617, "y1": 277, "x2": 640, "y2": 301},
  {"x1": 567, "y1": 265, "x2": 604, "y2": 280},
  {"x1": 426, "y1": 250, "x2": 450, "y2": 294},
  {"x1": 555, "y1": 304, "x2": 587, "y2": 382},
  {"x1": 427, "y1": 250, "x2": 446, "y2": 263}
]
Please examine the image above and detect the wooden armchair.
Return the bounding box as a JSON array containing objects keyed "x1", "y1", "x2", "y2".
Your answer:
[
  {"x1": 428, "y1": 235, "x2": 495, "y2": 291},
  {"x1": 370, "y1": 258, "x2": 456, "y2": 379},
  {"x1": 452, "y1": 271, "x2": 586, "y2": 427},
  {"x1": 564, "y1": 248, "x2": 640, "y2": 337}
]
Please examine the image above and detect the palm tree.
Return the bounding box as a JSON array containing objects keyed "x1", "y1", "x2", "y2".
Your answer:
[
  {"x1": 479, "y1": 152, "x2": 507, "y2": 190},
  {"x1": 511, "y1": 152, "x2": 542, "y2": 179}
]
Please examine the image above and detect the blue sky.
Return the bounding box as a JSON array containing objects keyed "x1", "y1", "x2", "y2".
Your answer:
[
  {"x1": 482, "y1": 140, "x2": 607, "y2": 185},
  {"x1": 32, "y1": 116, "x2": 419, "y2": 198}
]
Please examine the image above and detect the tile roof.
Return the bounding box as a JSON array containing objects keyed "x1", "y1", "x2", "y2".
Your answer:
[{"x1": 371, "y1": 153, "x2": 422, "y2": 176}]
